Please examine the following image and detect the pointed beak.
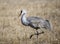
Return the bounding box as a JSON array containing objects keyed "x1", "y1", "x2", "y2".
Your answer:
[{"x1": 19, "y1": 12, "x2": 21, "y2": 16}]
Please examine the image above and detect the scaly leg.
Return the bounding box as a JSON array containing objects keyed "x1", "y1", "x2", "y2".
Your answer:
[{"x1": 30, "y1": 29, "x2": 44, "y2": 39}]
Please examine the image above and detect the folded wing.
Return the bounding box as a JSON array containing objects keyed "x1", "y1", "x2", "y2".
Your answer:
[{"x1": 27, "y1": 17, "x2": 51, "y2": 30}]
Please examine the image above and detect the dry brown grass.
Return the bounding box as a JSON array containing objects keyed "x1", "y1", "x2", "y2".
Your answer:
[{"x1": 0, "y1": 0, "x2": 60, "y2": 44}]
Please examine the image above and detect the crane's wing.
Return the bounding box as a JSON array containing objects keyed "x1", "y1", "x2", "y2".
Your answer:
[
  {"x1": 27, "y1": 17, "x2": 44, "y2": 28},
  {"x1": 27, "y1": 17, "x2": 43, "y2": 23},
  {"x1": 27, "y1": 17, "x2": 51, "y2": 30}
]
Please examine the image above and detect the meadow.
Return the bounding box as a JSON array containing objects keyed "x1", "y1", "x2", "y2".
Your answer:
[{"x1": 0, "y1": 0, "x2": 60, "y2": 44}]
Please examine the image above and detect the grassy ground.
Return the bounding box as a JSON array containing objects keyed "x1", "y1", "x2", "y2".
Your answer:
[{"x1": 0, "y1": 0, "x2": 60, "y2": 44}]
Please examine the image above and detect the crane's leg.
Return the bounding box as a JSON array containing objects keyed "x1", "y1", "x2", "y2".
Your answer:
[
  {"x1": 36, "y1": 29, "x2": 44, "y2": 38},
  {"x1": 36, "y1": 29, "x2": 38, "y2": 38},
  {"x1": 30, "y1": 29, "x2": 44, "y2": 39},
  {"x1": 30, "y1": 29, "x2": 38, "y2": 39}
]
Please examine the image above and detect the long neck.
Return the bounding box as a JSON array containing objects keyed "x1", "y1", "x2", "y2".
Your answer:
[
  {"x1": 21, "y1": 13, "x2": 26, "y2": 20},
  {"x1": 21, "y1": 13, "x2": 27, "y2": 25}
]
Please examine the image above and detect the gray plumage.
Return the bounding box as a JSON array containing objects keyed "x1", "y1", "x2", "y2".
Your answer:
[
  {"x1": 19, "y1": 9, "x2": 51, "y2": 38},
  {"x1": 27, "y1": 17, "x2": 51, "y2": 30}
]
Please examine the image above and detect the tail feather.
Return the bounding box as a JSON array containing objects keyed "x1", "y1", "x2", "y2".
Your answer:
[{"x1": 45, "y1": 20, "x2": 52, "y2": 30}]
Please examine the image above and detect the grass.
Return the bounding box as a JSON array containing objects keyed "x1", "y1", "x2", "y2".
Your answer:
[{"x1": 0, "y1": 0, "x2": 60, "y2": 44}]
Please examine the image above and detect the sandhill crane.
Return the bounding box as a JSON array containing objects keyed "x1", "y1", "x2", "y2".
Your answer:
[{"x1": 19, "y1": 9, "x2": 51, "y2": 39}]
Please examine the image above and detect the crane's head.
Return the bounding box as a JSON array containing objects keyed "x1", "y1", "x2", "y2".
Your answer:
[{"x1": 19, "y1": 9, "x2": 27, "y2": 16}]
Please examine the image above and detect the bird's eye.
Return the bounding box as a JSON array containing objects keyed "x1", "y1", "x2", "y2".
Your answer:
[
  {"x1": 21, "y1": 10, "x2": 22, "y2": 13},
  {"x1": 19, "y1": 10, "x2": 22, "y2": 16}
]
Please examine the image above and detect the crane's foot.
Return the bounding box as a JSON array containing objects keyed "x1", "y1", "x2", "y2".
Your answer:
[{"x1": 30, "y1": 31, "x2": 44, "y2": 39}]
